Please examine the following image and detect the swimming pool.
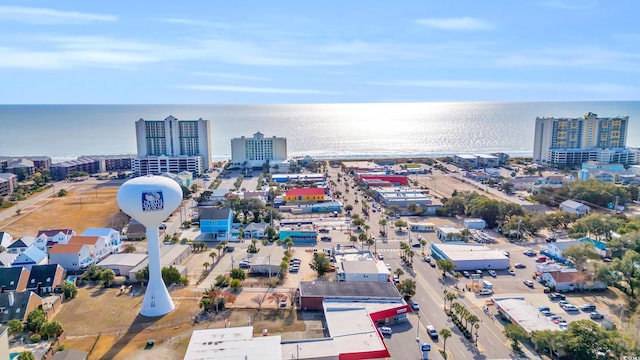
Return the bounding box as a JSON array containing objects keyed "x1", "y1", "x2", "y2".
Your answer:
[{"x1": 10, "y1": 353, "x2": 19, "y2": 360}]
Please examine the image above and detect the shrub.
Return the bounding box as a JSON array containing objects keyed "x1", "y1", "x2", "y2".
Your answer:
[{"x1": 29, "y1": 334, "x2": 41, "y2": 343}]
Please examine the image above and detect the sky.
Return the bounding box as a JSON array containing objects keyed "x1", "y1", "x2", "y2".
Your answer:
[{"x1": 0, "y1": 0, "x2": 639, "y2": 104}]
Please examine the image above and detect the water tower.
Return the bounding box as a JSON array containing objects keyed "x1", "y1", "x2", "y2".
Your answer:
[{"x1": 117, "y1": 175, "x2": 182, "y2": 317}]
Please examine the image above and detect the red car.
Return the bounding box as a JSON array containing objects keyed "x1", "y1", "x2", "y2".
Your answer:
[{"x1": 535, "y1": 256, "x2": 547, "y2": 263}]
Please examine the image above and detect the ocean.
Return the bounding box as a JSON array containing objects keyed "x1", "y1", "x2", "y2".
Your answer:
[{"x1": 1, "y1": 101, "x2": 639, "y2": 161}]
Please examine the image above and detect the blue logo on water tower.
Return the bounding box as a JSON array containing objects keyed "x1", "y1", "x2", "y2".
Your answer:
[{"x1": 142, "y1": 191, "x2": 164, "y2": 212}]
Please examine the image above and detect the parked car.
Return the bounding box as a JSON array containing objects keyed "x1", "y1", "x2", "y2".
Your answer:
[
  {"x1": 427, "y1": 325, "x2": 438, "y2": 339},
  {"x1": 523, "y1": 249, "x2": 536, "y2": 256},
  {"x1": 378, "y1": 253, "x2": 384, "y2": 260},
  {"x1": 423, "y1": 256, "x2": 431, "y2": 263},
  {"x1": 503, "y1": 251, "x2": 510, "y2": 258},
  {"x1": 545, "y1": 237, "x2": 557, "y2": 242},
  {"x1": 289, "y1": 266, "x2": 299, "y2": 273},
  {"x1": 379, "y1": 327, "x2": 392, "y2": 335},
  {"x1": 558, "y1": 300, "x2": 570, "y2": 307},
  {"x1": 239, "y1": 262, "x2": 251, "y2": 269},
  {"x1": 590, "y1": 312, "x2": 604, "y2": 320},
  {"x1": 477, "y1": 289, "x2": 493, "y2": 296},
  {"x1": 411, "y1": 301, "x2": 420, "y2": 311},
  {"x1": 538, "y1": 306, "x2": 550, "y2": 312},
  {"x1": 514, "y1": 263, "x2": 526, "y2": 269},
  {"x1": 507, "y1": 269, "x2": 516, "y2": 276},
  {"x1": 488, "y1": 270, "x2": 497, "y2": 278},
  {"x1": 462, "y1": 271, "x2": 471, "y2": 278},
  {"x1": 523, "y1": 280, "x2": 534, "y2": 288},
  {"x1": 535, "y1": 256, "x2": 548, "y2": 263},
  {"x1": 563, "y1": 304, "x2": 579, "y2": 312},
  {"x1": 548, "y1": 293, "x2": 566, "y2": 300},
  {"x1": 580, "y1": 304, "x2": 596, "y2": 312},
  {"x1": 429, "y1": 261, "x2": 436, "y2": 268},
  {"x1": 279, "y1": 298, "x2": 287, "y2": 308},
  {"x1": 541, "y1": 310, "x2": 555, "y2": 317}
]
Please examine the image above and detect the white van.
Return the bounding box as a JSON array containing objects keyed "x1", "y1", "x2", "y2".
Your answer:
[{"x1": 482, "y1": 280, "x2": 493, "y2": 289}]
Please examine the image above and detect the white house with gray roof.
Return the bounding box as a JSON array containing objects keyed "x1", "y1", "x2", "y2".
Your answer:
[{"x1": 559, "y1": 200, "x2": 591, "y2": 217}]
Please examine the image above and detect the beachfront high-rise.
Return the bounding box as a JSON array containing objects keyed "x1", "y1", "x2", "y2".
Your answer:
[
  {"x1": 231, "y1": 131, "x2": 287, "y2": 169},
  {"x1": 533, "y1": 112, "x2": 634, "y2": 166},
  {"x1": 133, "y1": 116, "x2": 212, "y2": 175}
]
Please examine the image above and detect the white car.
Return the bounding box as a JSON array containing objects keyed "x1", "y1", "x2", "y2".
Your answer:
[
  {"x1": 379, "y1": 327, "x2": 392, "y2": 335},
  {"x1": 488, "y1": 270, "x2": 497, "y2": 277}
]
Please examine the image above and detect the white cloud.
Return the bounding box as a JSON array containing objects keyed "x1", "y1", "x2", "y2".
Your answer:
[
  {"x1": 179, "y1": 84, "x2": 336, "y2": 95},
  {"x1": 191, "y1": 72, "x2": 269, "y2": 81},
  {"x1": 416, "y1": 17, "x2": 494, "y2": 31},
  {"x1": 0, "y1": 5, "x2": 116, "y2": 24},
  {"x1": 496, "y1": 47, "x2": 640, "y2": 72},
  {"x1": 161, "y1": 18, "x2": 231, "y2": 29}
]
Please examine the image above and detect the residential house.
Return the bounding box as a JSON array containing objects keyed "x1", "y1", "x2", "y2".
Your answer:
[
  {"x1": 540, "y1": 175, "x2": 567, "y2": 187},
  {"x1": 48, "y1": 243, "x2": 93, "y2": 271},
  {"x1": 199, "y1": 208, "x2": 233, "y2": 240},
  {"x1": 545, "y1": 240, "x2": 581, "y2": 259},
  {"x1": 125, "y1": 221, "x2": 146, "y2": 240},
  {"x1": 12, "y1": 246, "x2": 48, "y2": 269},
  {"x1": 35, "y1": 229, "x2": 76, "y2": 251},
  {"x1": 507, "y1": 176, "x2": 541, "y2": 191},
  {"x1": 68, "y1": 236, "x2": 110, "y2": 263},
  {"x1": 6, "y1": 236, "x2": 36, "y2": 254},
  {"x1": 0, "y1": 253, "x2": 18, "y2": 267},
  {"x1": 579, "y1": 237, "x2": 611, "y2": 258},
  {"x1": 243, "y1": 222, "x2": 268, "y2": 239},
  {"x1": 82, "y1": 228, "x2": 123, "y2": 254},
  {"x1": 0, "y1": 291, "x2": 43, "y2": 323},
  {"x1": 559, "y1": 200, "x2": 591, "y2": 217},
  {"x1": 0, "y1": 266, "x2": 29, "y2": 292},
  {"x1": 25, "y1": 264, "x2": 65, "y2": 294},
  {"x1": 0, "y1": 232, "x2": 13, "y2": 248},
  {"x1": 541, "y1": 269, "x2": 606, "y2": 292}
]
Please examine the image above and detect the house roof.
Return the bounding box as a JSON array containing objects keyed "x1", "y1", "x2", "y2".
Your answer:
[
  {"x1": 244, "y1": 222, "x2": 268, "y2": 232},
  {"x1": 560, "y1": 200, "x2": 590, "y2": 211},
  {"x1": 16, "y1": 246, "x2": 47, "y2": 263},
  {"x1": 27, "y1": 264, "x2": 64, "y2": 289},
  {"x1": 0, "y1": 252, "x2": 18, "y2": 267},
  {"x1": 7, "y1": 236, "x2": 36, "y2": 249},
  {"x1": 37, "y1": 229, "x2": 74, "y2": 238},
  {"x1": 82, "y1": 228, "x2": 116, "y2": 237},
  {"x1": 550, "y1": 270, "x2": 579, "y2": 283},
  {"x1": 68, "y1": 236, "x2": 101, "y2": 246},
  {"x1": 49, "y1": 243, "x2": 87, "y2": 255},
  {"x1": 199, "y1": 207, "x2": 232, "y2": 220},
  {"x1": 0, "y1": 291, "x2": 41, "y2": 322},
  {"x1": 286, "y1": 187, "x2": 326, "y2": 197},
  {"x1": 0, "y1": 267, "x2": 28, "y2": 291}
]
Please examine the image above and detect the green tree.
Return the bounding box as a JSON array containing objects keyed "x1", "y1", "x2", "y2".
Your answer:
[
  {"x1": 436, "y1": 258, "x2": 457, "y2": 277},
  {"x1": 7, "y1": 319, "x2": 24, "y2": 335},
  {"x1": 611, "y1": 250, "x2": 640, "y2": 296},
  {"x1": 562, "y1": 243, "x2": 600, "y2": 271},
  {"x1": 229, "y1": 278, "x2": 242, "y2": 292},
  {"x1": 101, "y1": 269, "x2": 115, "y2": 287},
  {"x1": 440, "y1": 328, "x2": 452, "y2": 354},
  {"x1": 394, "y1": 220, "x2": 408, "y2": 231},
  {"x1": 230, "y1": 268, "x2": 246, "y2": 281},
  {"x1": 135, "y1": 265, "x2": 149, "y2": 282},
  {"x1": 17, "y1": 351, "x2": 35, "y2": 360},
  {"x1": 60, "y1": 282, "x2": 78, "y2": 298},
  {"x1": 564, "y1": 319, "x2": 615, "y2": 359},
  {"x1": 161, "y1": 266, "x2": 183, "y2": 286},
  {"x1": 310, "y1": 252, "x2": 332, "y2": 277},
  {"x1": 40, "y1": 321, "x2": 63, "y2": 339},
  {"x1": 394, "y1": 268, "x2": 404, "y2": 279},
  {"x1": 504, "y1": 323, "x2": 529, "y2": 353},
  {"x1": 396, "y1": 279, "x2": 416, "y2": 300},
  {"x1": 26, "y1": 308, "x2": 46, "y2": 333}
]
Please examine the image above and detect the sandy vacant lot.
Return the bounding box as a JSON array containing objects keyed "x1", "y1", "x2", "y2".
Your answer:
[{"x1": 0, "y1": 181, "x2": 128, "y2": 238}]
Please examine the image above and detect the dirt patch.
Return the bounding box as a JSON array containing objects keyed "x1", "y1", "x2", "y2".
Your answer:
[{"x1": 0, "y1": 183, "x2": 127, "y2": 237}]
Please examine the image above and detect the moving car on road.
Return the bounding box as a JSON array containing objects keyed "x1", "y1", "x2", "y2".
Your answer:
[
  {"x1": 523, "y1": 280, "x2": 534, "y2": 288},
  {"x1": 427, "y1": 325, "x2": 438, "y2": 339}
]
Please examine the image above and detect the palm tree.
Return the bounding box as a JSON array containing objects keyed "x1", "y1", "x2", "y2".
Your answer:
[
  {"x1": 203, "y1": 262, "x2": 210, "y2": 271},
  {"x1": 440, "y1": 328, "x2": 452, "y2": 354},
  {"x1": 419, "y1": 239, "x2": 427, "y2": 254},
  {"x1": 210, "y1": 250, "x2": 218, "y2": 262},
  {"x1": 394, "y1": 268, "x2": 404, "y2": 279},
  {"x1": 284, "y1": 237, "x2": 294, "y2": 250},
  {"x1": 445, "y1": 292, "x2": 457, "y2": 313},
  {"x1": 358, "y1": 233, "x2": 367, "y2": 249},
  {"x1": 378, "y1": 219, "x2": 387, "y2": 236},
  {"x1": 349, "y1": 235, "x2": 358, "y2": 248}
]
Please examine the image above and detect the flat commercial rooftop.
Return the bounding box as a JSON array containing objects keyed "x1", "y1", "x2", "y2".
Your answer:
[
  {"x1": 96, "y1": 253, "x2": 147, "y2": 267},
  {"x1": 299, "y1": 281, "x2": 402, "y2": 299},
  {"x1": 433, "y1": 243, "x2": 508, "y2": 261},
  {"x1": 493, "y1": 297, "x2": 563, "y2": 334},
  {"x1": 184, "y1": 326, "x2": 282, "y2": 360}
]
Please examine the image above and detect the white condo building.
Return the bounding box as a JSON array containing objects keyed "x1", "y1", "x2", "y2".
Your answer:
[
  {"x1": 133, "y1": 116, "x2": 212, "y2": 175},
  {"x1": 533, "y1": 112, "x2": 635, "y2": 166},
  {"x1": 231, "y1": 132, "x2": 287, "y2": 169}
]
